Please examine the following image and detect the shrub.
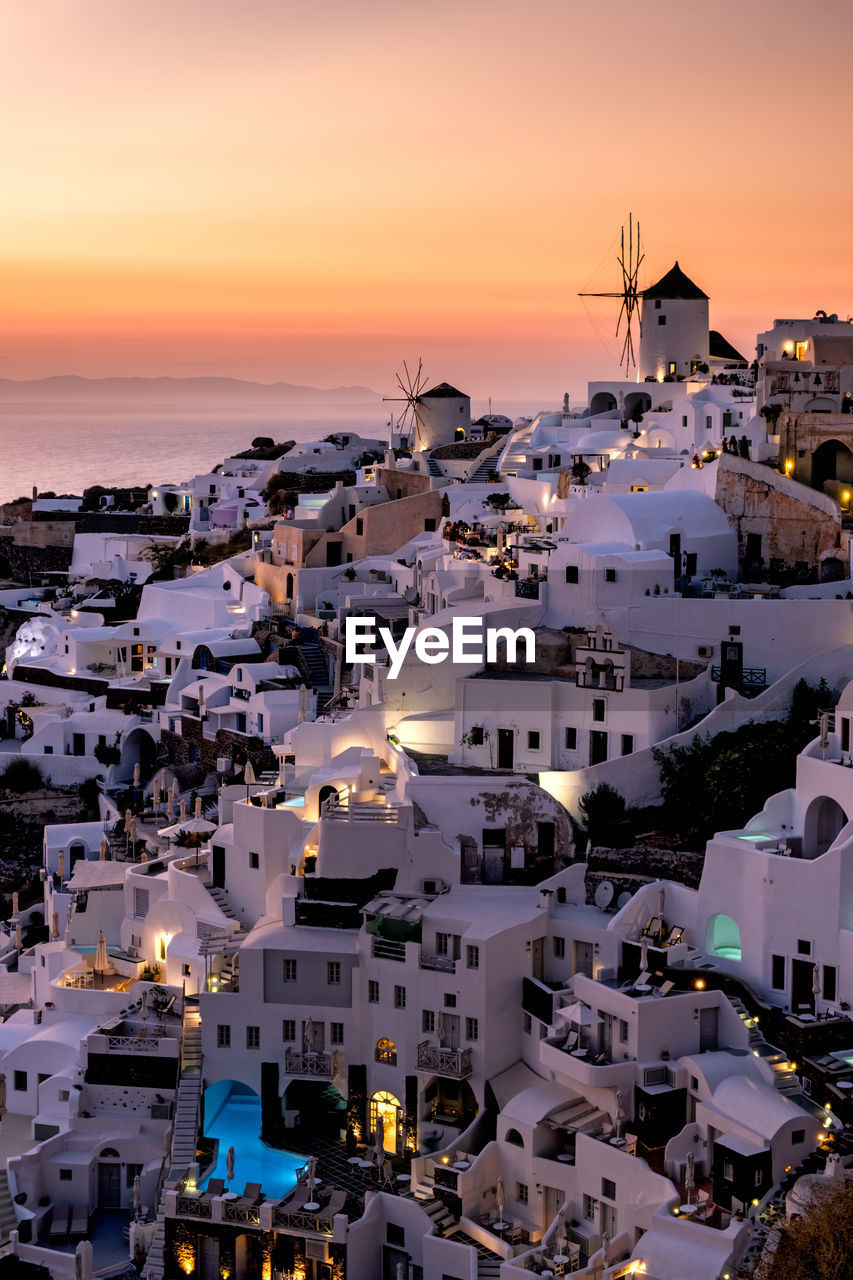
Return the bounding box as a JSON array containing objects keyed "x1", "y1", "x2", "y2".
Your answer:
[
  {"x1": 0, "y1": 759, "x2": 45, "y2": 792},
  {"x1": 579, "y1": 783, "x2": 626, "y2": 846}
]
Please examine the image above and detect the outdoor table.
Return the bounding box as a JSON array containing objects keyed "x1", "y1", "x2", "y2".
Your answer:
[
  {"x1": 634, "y1": 983, "x2": 652, "y2": 994},
  {"x1": 396, "y1": 1174, "x2": 411, "y2": 1185},
  {"x1": 679, "y1": 1203, "x2": 697, "y2": 1215},
  {"x1": 454, "y1": 1161, "x2": 470, "y2": 1169},
  {"x1": 303, "y1": 1201, "x2": 320, "y2": 1212},
  {"x1": 837, "y1": 1080, "x2": 853, "y2": 1089},
  {"x1": 557, "y1": 1153, "x2": 573, "y2": 1162}
]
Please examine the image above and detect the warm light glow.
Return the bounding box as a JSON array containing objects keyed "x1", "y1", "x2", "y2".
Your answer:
[
  {"x1": 693, "y1": 979, "x2": 705, "y2": 990},
  {"x1": 784, "y1": 341, "x2": 795, "y2": 353},
  {"x1": 843, "y1": 492, "x2": 850, "y2": 505},
  {"x1": 785, "y1": 459, "x2": 794, "y2": 473},
  {"x1": 752, "y1": 1198, "x2": 759, "y2": 1206},
  {"x1": 176, "y1": 1241, "x2": 196, "y2": 1275}
]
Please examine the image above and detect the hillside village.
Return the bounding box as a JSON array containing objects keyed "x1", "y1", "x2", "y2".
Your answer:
[{"x1": 4, "y1": 268, "x2": 853, "y2": 1279}]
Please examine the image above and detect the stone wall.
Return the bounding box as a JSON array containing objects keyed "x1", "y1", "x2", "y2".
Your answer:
[{"x1": 161, "y1": 720, "x2": 276, "y2": 775}]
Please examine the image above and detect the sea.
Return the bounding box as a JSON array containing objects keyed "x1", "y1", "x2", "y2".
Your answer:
[{"x1": 0, "y1": 399, "x2": 538, "y2": 506}]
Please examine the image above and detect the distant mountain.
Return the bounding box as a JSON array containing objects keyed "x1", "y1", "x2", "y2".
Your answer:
[{"x1": 0, "y1": 375, "x2": 380, "y2": 404}]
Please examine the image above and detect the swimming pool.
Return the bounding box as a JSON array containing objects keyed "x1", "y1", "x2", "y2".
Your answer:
[{"x1": 202, "y1": 1083, "x2": 302, "y2": 1199}]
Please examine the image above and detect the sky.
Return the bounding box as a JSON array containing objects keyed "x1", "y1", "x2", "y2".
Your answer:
[{"x1": 2, "y1": 0, "x2": 853, "y2": 401}]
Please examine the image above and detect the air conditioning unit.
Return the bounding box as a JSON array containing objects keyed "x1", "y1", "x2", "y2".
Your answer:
[
  {"x1": 306, "y1": 1240, "x2": 330, "y2": 1262},
  {"x1": 422, "y1": 878, "x2": 447, "y2": 896},
  {"x1": 697, "y1": 644, "x2": 713, "y2": 658}
]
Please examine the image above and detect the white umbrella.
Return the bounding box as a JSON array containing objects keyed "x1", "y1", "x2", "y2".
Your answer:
[
  {"x1": 14, "y1": 924, "x2": 22, "y2": 950},
  {"x1": 305, "y1": 1154, "x2": 319, "y2": 1207},
  {"x1": 375, "y1": 1115, "x2": 385, "y2": 1179},
  {"x1": 303, "y1": 1017, "x2": 314, "y2": 1051},
  {"x1": 133, "y1": 1173, "x2": 142, "y2": 1219},
  {"x1": 166, "y1": 794, "x2": 175, "y2": 821},
  {"x1": 99, "y1": 839, "x2": 108, "y2": 861},
  {"x1": 495, "y1": 1175, "x2": 507, "y2": 1229},
  {"x1": 11, "y1": 891, "x2": 19, "y2": 917},
  {"x1": 128, "y1": 817, "x2": 138, "y2": 844},
  {"x1": 658, "y1": 884, "x2": 666, "y2": 920},
  {"x1": 58, "y1": 850, "x2": 65, "y2": 880},
  {"x1": 602, "y1": 1233, "x2": 610, "y2": 1268},
  {"x1": 139, "y1": 849, "x2": 148, "y2": 863},
  {"x1": 125, "y1": 808, "x2": 133, "y2": 829},
  {"x1": 244, "y1": 759, "x2": 255, "y2": 800},
  {"x1": 133, "y1": 762, "x2": 141, "y2": 788},
  {"x1": 813, "y1": 963, "x2": 822, "y2": 1002},
  {"x1": 51, "y1": 912, "x2": 59, "y2": 941},
  {"x1": 140, "y1": 989, "x2": 149, "y2": 1021},
  {"x1": 639, "y1": 935, "x2": 649, "y2": 972},
  {"x1": 153, "y1": 777, "x2": 161, "y2": 809},
  {"x1": 436, "y1": 1010, "x2": 445, "y2": 1046},
  {"x1": 129, "y1": 1220, "x2": 144, "y2": 1259},
  {"x1": 226, "y1": 1145, "x2": 235, "y2": 1186},
  {"x1": 685, "y1": 1151, "x2": 695, "y2": 1205},
  {"x1": 179, "y1": 799, "x2": 188, "y2": 822},
  {"x1": 95, "y1": 931, "x2": 108, "y2": 984},
  {"x1": 171, "y1": 778, "x2": 180, "y2": 802},
  {"x1": 557, "y1": 1002, "x2": 602, "y2": 1028},
  {"x1": 194, "y1": 795, "x2": 203, "y2": 819},
  {"x1": 614, "y1": 1087, "x2": 625, "y2": 1141},
  {"x1": 396, "y1": 1263, "x2": 406, "y2": 1280},
  {"x1": 0, "y1": 1071, "x2": 7, "y2": 1117},
  {"x1": 158, "y1": 817, "x2": 217, "y2": 840}
]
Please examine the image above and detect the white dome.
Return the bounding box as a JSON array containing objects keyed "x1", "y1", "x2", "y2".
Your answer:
[{"x1": 574, "y1": 429, "x2": 634, "y2": 452}]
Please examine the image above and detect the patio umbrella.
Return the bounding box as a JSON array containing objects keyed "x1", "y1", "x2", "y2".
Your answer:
[
  {"x1": 194, "y1": 795, "x2": 203, "y2": 819},
  {"x1": 244, "y1": 760, "x2": 256, "y2": 798},
  {"x1": 303, "y1": 1017, "x2": 314, "y2": 1052},
  {"x1": 306, "y1": 1155, "x2": 318, "y2": 1205},
  {"x1": 58, "y1": 850, "x2": 65, "y2": 881},
  {"x1": 375, "y1": 1116, "x2": 385, "y2": 1180},
  {"x1": 158, "y1": 817, "x2": 217, "y2": 841},
  {"x1": 140, "y1": 849, "x2": 148, "y2": 863},
  {"x1": 99, "y1": 839, "x2": 108, "y2": 861},
  {"x1": 153, "y1": 776, "x2": 161, "y2": 810},
  {"x1": 166, "y1": 794, "x2": 175, "y2": 821},
  {"x1": 602, "y1": 1233, "x2": 610, "y2": 1268},
  {"x1": 639, "y1": 935, "x2": 649, "y2": 972},
  {"x1": 140, "y1": 989, "x2": 148, "y2": 1021},
  {"x1": 179, "y1": 799, "x2": 188, "y2": 822},
  {"x1": 658, "y1": 884, "x2": 666, "y2": 921},
  {"x1": 226, "y1": 1145, "x2": 235, "y2": 1186},
  {"x1": 396, "y1": 1263, "x2": 406, "y2": 1280},
  {"x1": 436, "y1": 1010, "x2": 444, "y2": 1046},
  {"x1": 495, "y1": 1176, "x2": 507, "y2": 1228},
  {"x1": 813, "y1": 963, "x2": 822, "y2": 1004},
  {"x1": 11, "y1": 891, "x2": 18, "y2": 917},
  {"x1": 51, "y1": 912, "x2": 59, "y2": 941},
  {"x1": 685, "y1": 1151, "x2": 695, "y2": 1206},
  {"x1": 133, "y1": 762, "x2": 141, "y2": 788},
  {"x1": 0, "y1": 1071, "x2": 7, "y2": 1117},
  {"x1": 14, "y1": 924, "x2": 22, "y2": 950},
  {"x1": 614, "y1": 1087, "x2": 625, "y2": 1141},
  {"x1": 133, "y1": 1172, "x2": 142, "y2": 1219},
  {"x1": 171, "y1": 778, "x2": 180, "y2": 803},
  {"x1": 95, "y1": 930, "x2": 108, "y2": 984},
  {"x1": 125, "y1": 808, "x2": 133, "y2": 829}
]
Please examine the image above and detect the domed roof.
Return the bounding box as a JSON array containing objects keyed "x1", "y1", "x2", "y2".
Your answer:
[
  {"x1": 575, "y1": 429, "x2": 634, "y2": 451},
  {"x1": 642, "y1": 261, "x2": 708, "y2": 301}
]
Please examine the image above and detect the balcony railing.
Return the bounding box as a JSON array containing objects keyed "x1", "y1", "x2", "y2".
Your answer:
[
  {"x1": 416, "y1": 1041, "x2": 473, "y2": 1079},
  {"x1": 224, "y1": 1200, "x2": 261, "y2": 1225},
  {"x1": 285, "y1": 1048, "x2": 334, "y2": 1078},
  {"x1": 371, "y1": 937, "x2": 407, "y2": 963},
  {"x1": 177, "y1": 1196, "x2": 212, "y2": 1219},
  {"x1": 107, "y1": 1033, "x2": 163, "y2": 1053},
  {"x1": 420, "y1": 953, "x2": 456, "y2": 974}
]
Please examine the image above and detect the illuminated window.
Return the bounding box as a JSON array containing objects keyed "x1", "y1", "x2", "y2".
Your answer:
[{"x1": 375, "y1": 1037, "x2": 397, "y2": 1065}]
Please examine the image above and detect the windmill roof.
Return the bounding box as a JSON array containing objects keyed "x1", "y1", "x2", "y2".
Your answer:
[
  {"x1": 642, "y1": 262, "x2": 708, "y2": 301},
  {"x1": 709, "y1": 330, "x2": 748, "y2": 363},
  {"x1": 421, "y1": 382, "x2": 468, "y2": 399}
]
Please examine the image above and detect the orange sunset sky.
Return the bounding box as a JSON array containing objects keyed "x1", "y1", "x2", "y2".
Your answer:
[{"x1": 3, "y1": 0, "x2": 853, "y2": 400}]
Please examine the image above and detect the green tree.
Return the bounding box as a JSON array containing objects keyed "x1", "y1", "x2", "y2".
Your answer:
[{"x1": 579, "y1": 783, "x2": 626, "y2": 845}]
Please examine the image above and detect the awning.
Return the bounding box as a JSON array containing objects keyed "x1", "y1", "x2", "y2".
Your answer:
[
  {"x1": 488, "y1": 1061, "x2": 543, "y2": 1112},
  {"x1": 67, "y1": 862, "x2": 126, "y2": 889}
]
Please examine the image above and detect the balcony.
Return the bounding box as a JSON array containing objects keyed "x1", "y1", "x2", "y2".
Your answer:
[
  {"x1": 285, "y1": 1048, "x2": 334, "y2": 1078},
  {"x1": 371, "y1": 937, "x2": 407, "y2": 963},
  {"x1": 420, "y1": 952, "x2": 456, "y2": 974},
  {"x1": 416, "y1": 1040, "x2": 473, "y2": 1079}
]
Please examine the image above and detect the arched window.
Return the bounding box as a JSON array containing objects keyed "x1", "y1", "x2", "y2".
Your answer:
[
  {"x1": 505, "y1": 1128, "x2": 524, "y2": 1147},
  {"x1": 100, "y1": 1147, "x2": 120, "y2": 1158},
  {"x1": 375, "y1": 1038, "x2": 397, "y2": 1066}
]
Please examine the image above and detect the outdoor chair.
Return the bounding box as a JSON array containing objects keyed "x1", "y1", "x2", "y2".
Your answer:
[
  {"x1": 69, "y1": 1203, "x2": 89, "y2": 1237},
  {"x1": 324, "y1": 1189, "x2": 347, "y2": 1217},
  {"x1": 48, "y1": 1206, "x2": 70, "y2": 1241},
  {"x1": 235, "y1": 1182, "x2": 263, "y2": 1208},
  {"x1": 282, "y1": 1184, "x2": 309, "y2": 1209},
  {"x1": 659, "y1": 980, "x2": 675, "y2": 997}
]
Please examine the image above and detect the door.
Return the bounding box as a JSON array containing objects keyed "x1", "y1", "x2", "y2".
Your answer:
[
  {"x1": 200, "y1": 1236, "x2": 220, "y2": 1280},
  {"x1": 574, "y1": 941, "x2": 594, "y2": 978},
  {"x1": 544, "y1": 1185, "x2": 562, "y2": 1227},
  {"x1": 483, "y1": 829, "x2": 506, "y2": 884},
  {"x1": 792, "y1": 958, "x2": 815, "y2": 1014},
  {"x1": 443, "y1": 1014, "x2": 461, "y2": 1049},
  {"x1": 589, "y1": 730, "x2": 608, "y2": 765},
  {"x1": 537, "y1": 822, "x2": 555, "y2": 859},
  {"x1": 73, "y1": 733, "x2": 86, "y2": 756},
  {"x1": 97, "y1": 1162, "x2": 121, "y2": 1208},
  {"x1": 212, "y1": 845, "x2": 225, "y2": 889},
  {"x1": 382, "y1": 1246, "x2": 409, "y2": 1280},
  {"x1": 699, "y1": 1006, "x2": 719, "y2": 1052},
  {"x1": 531, "y1": 937, "x2": 544, "y2": 982},
  {"x1": 497, "y1": 728, "x2": 514, "y2": 769}
]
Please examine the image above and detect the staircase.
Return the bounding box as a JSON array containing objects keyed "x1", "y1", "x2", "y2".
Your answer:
[
  {"x1": 412, "y1": 1188, "x2": 457, "y2": 1237},
  {"x1": 300, "y1": 641, "x2": 333, "y2": 711},
  {"x1": 729, "y1": 997, "x2": 802, "y2": 1098},
  {"x1": 205, "y1": 885, "x2": 247, "y2": 936},
  {"x1": 170, "y1": 1003, "x2": 202, "y2": 1168},
  {"x1": 0, "y1": 1169, "x2": 17, "y2": 1244},
  {"x1": 426, "y1": 455, "x2": 444, "y2": 477},
  {"x1": 467, "y1": 454, "x2": 500, "y2": 484},
  {"x1": 730, "y1": 995, "x2": 763, "y2": 1048}
]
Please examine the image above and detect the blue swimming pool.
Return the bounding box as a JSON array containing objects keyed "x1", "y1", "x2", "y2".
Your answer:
[{"x1": 201, "y1": 1083, "x2": 302, "y2": 1198}]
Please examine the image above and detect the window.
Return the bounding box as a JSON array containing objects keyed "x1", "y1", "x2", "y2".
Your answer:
[
  {"x1": 824, "y1": 965, "x2": 837, "y2": 1002},
  {"x1": 282, "y1": 1019, "x2": 296, "y2": 1042},
  {"x1": 601, "y1": 1178, "x2": 616, "y2": 1201},
  {"x1": 565, "y1": 726, "x2": 577, "y2": 750},
  {"x1": 327, "y1": 961, "x2": 341, "y2": 985},
  {"x1": 283, "y1": 959, "x2": 297, "y2": 981},
  {"x1": 466, "y1": 945, "x2": 480, "y2": 970},
  {"x1": 655, "y1": 299, "x2": 661, "y2": 309},
  {"x1": 754, "y1": 1167, "x2": 764, "y2": 1187},
  {"x1": 583, "y1": 1193, "x2": 596, "y2": 1220},
  {"x1": 565, "y1": 565, "x2": 579, "y2": 584},
  {"x1": 517, "y1": 1182, "x2": 529, "y2": 1204},
  {"x1": 257, "y1": 713, "x2": 264, "y2": 735},
  {"x1": 217, "y1": 1025, "x2": 230, "y2": 1048},
  {"x1": 691, "y1": 1076, "x2": 699, "y2": 1091},
  {"x1": 444, "y1": 993, "x2": 457, "y2": 1008},
  {"x1": 682, "y1": 415, "x2": 688, "y2": 427},
  {"x1": 797, "y1": 940, "x2": 811, "y2": 956},
  {"x1": 424, "y1": 517, "x2": 437, "y2": 532},
  {"x1": 249, "y1": 851, "x2": 259, "y2": 869},
  {"x1": 619, "y1": 1018, "x2": 629, "y2": 1042},
  {"x1": 387, "y1": 1223, "x2": 406, "y2": 1247},
  {"x1": 505, "y1": 1128, "x2": 524, "y2": 1147},
  {"x1": 523, "y1": 1012, "x2": 532, "y2": 1033},
  {"x1": 436, "y1": 932, "x2": 449, "y2": 956},
  {"x1": 331, "y1": 1022, "x2": 344, "y2": 1045},
  {"x1": 729, "y1": 625, "x2": 741, "y2": 636},
  {"x1": 553, "y1": 936, "x2": 566, "y2": 958},
  {"x1": 657, "y1": 315, "x2": 666, "y2": 325},
  {"x1": 126, "y1": 1164, "x2": 143, "y2": 1188},
  {"x1": 182, "y1": 963, "x2": 191, "y2": 977},
  {"x1": 621, "y1": 734, "x2": 634, "y2": 756},
  {"x1": 605, "y1": 567, "x2": 617, "y2": 583},
  {"x1": 593, "y1": 699, "x2": 606, "y2": 722},
  {"x1": 246, "y1": 1026, "x2": 260, "y2": 1049},
  {"x1": 771, "y1": 954, "x2": 785, "y2": 991},
  {"x1": 394, "y1": 985, "x2": 406, "y2": 1009},
  {"x1": 422, "y1": 1010, "x2": 435, "y2": 1033},
  {"x1": 527, "y1": 730, "x2": 540, "y2": 750},
  {"x1": 723, "y1": 1159, "x2": 734, "y2": 1181},
  {"x1": 468, "y1": 725, "x2": 484, "y2": 746},
  {"x1": 368, "y1": 980, "x2": 380, "y2": 1003},
  {"x1": 376, "y1": 1037, "x2": 397, "y2": 1065},
  {"x1": 355, "y1": 517, "x2": 363, "y2": 536},
  {"x1": 13, "y1": 1070, "x2": 27, "y2": 1092},
  {"x1": 792, "y1": 1129, "x2": 805, "y2": 1144},
  {"x1": 59, "y1": 1167, "x2": 73, "y2": 1181},
  {"x1": 466, "y1": 1017, "x2": 479, "y2": 1041}
]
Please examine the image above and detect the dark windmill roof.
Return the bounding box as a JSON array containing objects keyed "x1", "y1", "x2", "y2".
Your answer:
[
  {"x1": 421, "y1": 381, "x2": 468, "y2": 399},
  {"x1": 709, "y1": 330, "x2": 748, "y2": 364},
  {"x1": 642, "y1": 262, "x2": 708, "y2": 301}
]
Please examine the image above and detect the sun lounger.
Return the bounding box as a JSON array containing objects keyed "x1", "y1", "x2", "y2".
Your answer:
[
  {"x1": 49, "y1": 1205, "x2": 71, "y2": 1241},
  {"x1": 69, "y1": 1203, "x2": 89, "y2": 1237},
  {"x1": 207, "y1": 1178, "x2": 225, "y2": 1196},
  {"x1": 235, "y1": 1182, "x2": 263, "y2": 1208},
  {"x1": 323, "y1": 1189, "x2": 347, "y2": 1216},
  {"x1": 282, "y1": 1184, "x2": 308, "y2": 1209}
]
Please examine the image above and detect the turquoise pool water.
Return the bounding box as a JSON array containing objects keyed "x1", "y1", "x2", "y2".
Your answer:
[
  {"x1": 714, "y1": 946, "x2": 742, "y2": 960},
  {"x1": 202, "y1": 1084, "x2": 302, "y2": 1198}
]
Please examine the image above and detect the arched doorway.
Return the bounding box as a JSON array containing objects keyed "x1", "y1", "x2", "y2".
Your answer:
[
  {"x1": 590, "y1": 392, "x2": 618, "y2": 416},
  {"x1": 803, "y1": 795, "x2": 849, "y2": 859},
  {"x1": 119, "y1": 727, "x2": 157, "y2": 784},
  {"x1": 624, "y1": 391, "x2": 652, "y2": 420},
  {"x1": 706, "y1": 913, "x2": 741, "y2": 962},
  {"x1": 370, "y1": 1090, "x2": 402, "y2": 1152},
  {"x1": 812, "y1": 439, "x2": 853, "y2": 491}
]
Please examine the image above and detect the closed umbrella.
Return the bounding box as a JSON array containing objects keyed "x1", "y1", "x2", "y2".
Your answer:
[
  {"x1": 133, "y1": 1173, "x2": 142, "y2": 1220},
  {"x1": 375, "y1": 1115, "x2": 385, "y2": 1181},
  {"x1": 14, "y1": 924, "x2": 22, "y2": 950},
  {"x1": 166, "y1": 793, "x2": 175, "y2": 821},
  {"x1": 495, "y1": 1175, "x2": 507, "y2": 1229},
  {"x1": 436, "y1": 1010, "x2": 444, "y2": 1046},
  {"x1": 303, "y1": 1017, "x2": 314, "y2": 1052},
  {"x1": 171, "y1": 779, "x2": 180, "y2": 803},
  {"x1": 153, "y1": 776, "x2": 161, "y2": 810},
  {"x1": 99, "y1": 839, "x2": 108, "y2": 861},
  {"x1": 194, "y1": 795, "x2": 203, "y2": 819},
  {"x1": 602, "y1": 1233, "x2": 610, "y2": 1269},
  {"x1": 244, "y1": 760, "x2": 255, "y2": 799},
  {"x1": 658, "y1": 884, "x2": 666, "y2": 921},
  {"x1": 125, "y1": 808, "x2": 133, "y2": 829},
  {"x1": 95, "y1": 930, "x2": 108, "y2": 986},
  {"x1": 305, "y1": 1154, "x2": 319, "y2": 1209},
  {"x1": 140, "y1": 989, "x2": 148, "y2": 1021},
  {"x1": 614, "y1": 1087, "x2": 625, "y2": 1141},
  {"x1": 0, "y1": 1071, "x2": 7, "y2": 1117},
  {"x1": 133, "y1": 762, "x2": 141, "y2": 788},
  {"x1": 51, "y1": 912, "x2": 59, "y2": 941},
  {"x1": 139, "y1": 849, "x2": 148, "y2": 863},
  {"x1": 639, "y1": 935, "x2": 649, "y2": 973},
  {"x1": 813, "y1": 963, "x2": 822, "y2": 1004},
  {"x1": 226, "y1": 1145, "x2": 235, "y2": 1187},
  {"x1": 58, "y1": 850, "x2": 65, "y2": 881},
  {"x1": 179, "y1": 799, "x2": 187, "y2": 822},
  {"x1": 685, "y1": 1151, "x2": 695, "y2": 1206},
  {"x1": 11, "y1": 891, "x2": 18, "y2": 917}
]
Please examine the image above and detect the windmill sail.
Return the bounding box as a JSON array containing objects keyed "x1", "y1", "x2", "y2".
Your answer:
[{"x1": 579, "y1": 214, "x2": 644, "y2": 375}]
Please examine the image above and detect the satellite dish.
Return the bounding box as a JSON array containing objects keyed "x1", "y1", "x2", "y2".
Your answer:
[
  {"x1": 594, "y1": 880, "x2": 615, "y2": 910},
  {"x1": 616, "y1": 890, "x2": 632, "y2": 910}
]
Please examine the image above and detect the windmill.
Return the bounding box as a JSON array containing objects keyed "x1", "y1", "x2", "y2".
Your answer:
[
  {"x1": 578, "y1": 214, "x2": 645, "y2": 375},
  {"x1": 383, "y1": 359, "x2": 429, "y2": 448}
]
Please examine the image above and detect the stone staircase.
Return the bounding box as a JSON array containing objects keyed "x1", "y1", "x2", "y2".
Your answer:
[
  {"x1": 413, "y1": 1185, "x2": 457, "y2": 1238},
  {"x1": 467, "y1": 454, "x2": 500, "y2": 484},
  {"x1": 0, "y1": 1169, "x2": 17, "y2": 1244},
  {"x1": 730, "y1": 996, "x2": 802, "y2": 1097}
]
